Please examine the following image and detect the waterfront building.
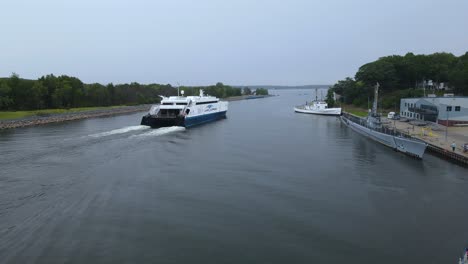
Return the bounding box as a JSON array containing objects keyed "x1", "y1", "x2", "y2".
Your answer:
[{"x1": 400, "y1": 96, "x2": 468, "y2": 126}]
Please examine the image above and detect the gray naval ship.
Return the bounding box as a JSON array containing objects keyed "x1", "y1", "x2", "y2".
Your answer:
[{"x1": 340, "y1": 83, "x2": 428, "y2": 159}]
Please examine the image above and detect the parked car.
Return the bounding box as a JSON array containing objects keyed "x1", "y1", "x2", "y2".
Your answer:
[
  {"x1": 392, "y1": 113, "x2": 401, "y2": 120},
  {"x1": 387, "y1": 112, "x2": 401, "y2": 120},
  {"x1": 463, "y1": 143, "x2": 468, "y2": 153}
]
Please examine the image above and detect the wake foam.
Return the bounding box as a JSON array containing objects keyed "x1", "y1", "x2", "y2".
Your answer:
[
  {"x1": 89, "y1": 125, "x2": 150, "y2": 138},
  {"x1": 130, "y1": 126, "x2": 185, "y2": 138}
]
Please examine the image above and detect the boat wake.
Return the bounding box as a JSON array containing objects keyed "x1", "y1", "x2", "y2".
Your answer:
[
  {"x1": 89, "y1": 125, "x2": 150, "y2": 138},
  {"x1": 130, "y1": 126, "x2": 185, "y2": 138}
]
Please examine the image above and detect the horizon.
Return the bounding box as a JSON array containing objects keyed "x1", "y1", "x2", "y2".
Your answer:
[{"x1": 2, "y1": 0, "x2": 467, "y2": 86}]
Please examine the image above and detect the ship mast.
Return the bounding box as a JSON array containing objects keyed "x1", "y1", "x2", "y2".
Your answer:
[{"x1": 372, "y1": 82, "x2": 380, "y2": 116}]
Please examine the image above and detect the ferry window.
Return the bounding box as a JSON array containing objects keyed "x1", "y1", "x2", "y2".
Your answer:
[
  {"x1": 176, "y1": 103, "x2": 187, "y2": 105},
  {"x1": 446, "y1": 106, "x2": 452, "y2": 111},
  {"x1": 196, "y1": 101, "x2": 218, "y2": 105},
  {"x1": 405, "y1": 103, "x2": 407, "y2": 107},
  {"x1": 455, "y1": 106, "x2": 460, "y2": 111},
  {"x1": 162, "y1": 103, "x2": 172, "y2": 105}
]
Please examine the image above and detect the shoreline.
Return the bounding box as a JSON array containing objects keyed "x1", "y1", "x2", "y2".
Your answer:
[
  {"x1": 223, "y1": 94, "x2": 275, "y2": 101},
  {"x1": 0, "y1": 105, "x2": 151, "y2": 130},
  {"x1": 0, "y1": 95, "x2": 275, "y2": 130}
]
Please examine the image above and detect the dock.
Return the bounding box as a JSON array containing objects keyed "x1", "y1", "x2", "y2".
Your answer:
[
  {"x1": 382, "y1": 118, "x2": 468, "y2": 165},
  {"x1": 341, "y1": 111, "x2": 468, "y2": 165}
]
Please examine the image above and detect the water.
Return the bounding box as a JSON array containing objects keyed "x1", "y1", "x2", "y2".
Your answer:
[{"x1": 0, "y1": 89, "x2": 467, "y2": 263}]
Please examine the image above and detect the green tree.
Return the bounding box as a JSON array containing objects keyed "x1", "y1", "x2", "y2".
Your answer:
[
  {"x1": 325, "y1": 88, "x2": 335, "y2": 107},
  {"x1": 255, "y1": 88, "x2": 269, "y2": 95},
  {"x1": 355, "y1": 60, "x2": 398, "y2": 91},
  {"x1": 39, "y1": 74, "x2": 58, "y2": 108},
  {"x1": 107, "y1": 83, "x2": 116, "y2": 105},
  {"x1": 8, "y1": 73, "x2": 21, "y2": 109},
  {"x1": 0, "y1": 81, "x2": 13, "y2": 109},
  {"x1": 87, "y1": 83, "x2": 110, "y2": 106},
  {"x1": 26, "y1": 81, "x2": 47, "y2": 109}
]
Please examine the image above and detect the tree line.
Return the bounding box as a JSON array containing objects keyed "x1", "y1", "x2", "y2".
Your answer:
[
  {"x1": 0, "y1": 74, "x2": 251, "y2": 111},
  {"x1": 327, "y1": 52, "x2": 468, "y2": 109},
  {"x1": 179, "y1": 82, "x2": 242, "y2": 98}
]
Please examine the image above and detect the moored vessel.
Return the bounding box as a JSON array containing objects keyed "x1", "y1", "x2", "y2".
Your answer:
[
  {"x1": 294, "y1": 88, "x2": 341, "y2": 116},
  {"x1": 294, "y1": 102, "x2": 342, "y2": 115},
  {"x1": 340, "y1": 83, "x2": 427, "y2": 159},
  {"x1": 141, "y1": 90, "x2": 228, "y2": 128}
]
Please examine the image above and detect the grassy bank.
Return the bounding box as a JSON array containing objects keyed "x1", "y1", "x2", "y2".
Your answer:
[
  {"x1": 340, "y1": 103, "x2": 396, "y2": 117},
  {"x1": 340, "y1": 104, "x2": 369, "y2": 117},
  {"x1": 0, "y1": 106, "x2": 124, "y2": 120}
]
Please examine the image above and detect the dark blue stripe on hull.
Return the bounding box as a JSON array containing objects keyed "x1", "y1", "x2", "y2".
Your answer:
[{"x1": 184, "y1": 111, "x2": 227, "y2": 128}]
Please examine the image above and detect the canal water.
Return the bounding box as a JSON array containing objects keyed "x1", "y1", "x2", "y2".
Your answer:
[{"x1": 0, "y1": 89, "x2": 466, "y2": 263}]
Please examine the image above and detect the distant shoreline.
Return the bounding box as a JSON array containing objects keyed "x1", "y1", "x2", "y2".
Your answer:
[
  {"x1": 223, "y1": 94, "x2": 275, "y2": 101},
  {"x1": 0, "y1": 95, "x2": 275, "y2": 130}
]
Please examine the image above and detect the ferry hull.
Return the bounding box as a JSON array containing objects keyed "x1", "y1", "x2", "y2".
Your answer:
[
  {"x1": 294, "y1": 107, "x2": 341, "y2": 116},
  {"x1": 141, "y1": 111, "x2": 227, "y2": 128},
  {"x1": 341, "y1": 115, "x2": 427, "y2": 159},
  {"x1": 140, "y1": 115, "x2": 184, "y2": 128},
  {"x1": 185, "y1": 111, "x2": 227, "y2": 128}
]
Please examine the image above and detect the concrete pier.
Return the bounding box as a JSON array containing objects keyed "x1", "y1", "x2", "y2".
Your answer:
[{"x1": 382, "y1": 118, "x2": 468, "y2": 165}]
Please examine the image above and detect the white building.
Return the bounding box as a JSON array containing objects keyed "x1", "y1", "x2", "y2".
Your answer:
[{"x1": 400, "y1": 96, "x2": 468, "y2": 126}]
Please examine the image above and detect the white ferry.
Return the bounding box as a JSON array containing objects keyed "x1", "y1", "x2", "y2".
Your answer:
[{"x1": 141, "y1": 90, "x2": 228, "y2": 128}]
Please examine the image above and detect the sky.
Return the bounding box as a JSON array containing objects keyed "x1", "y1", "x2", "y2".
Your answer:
[{"x1": 1, "y1": 0, "x2": 467, "y2": 86}]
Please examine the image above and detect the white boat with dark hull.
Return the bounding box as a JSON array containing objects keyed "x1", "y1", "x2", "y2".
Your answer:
[
  {"x1": 294, "y1": 89, "x2": 341, "y2": 116},
  {"x1": 141, "y1": 90, "x2": 228, "y2": 128},
  {"x1": 294, "y1": 102, "x2": 342, "y2": 115},
  {"x1": 340, "y1": 83, "x2": 427, "y2": 159}
]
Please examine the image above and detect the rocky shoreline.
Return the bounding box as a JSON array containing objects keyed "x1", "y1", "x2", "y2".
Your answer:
[{"x1": 0, "y1": 105, "x2": 151, "y2": 130}]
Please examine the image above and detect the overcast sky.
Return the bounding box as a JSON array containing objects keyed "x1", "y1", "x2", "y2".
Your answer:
[{"x1": 1, "y1": 0, "x2": 467, "y2": 86}]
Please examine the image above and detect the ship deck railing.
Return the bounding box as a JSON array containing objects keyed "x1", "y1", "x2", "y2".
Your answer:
[{"x1": 342, "y1": 112, "x2": 423, "y2": 142}]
